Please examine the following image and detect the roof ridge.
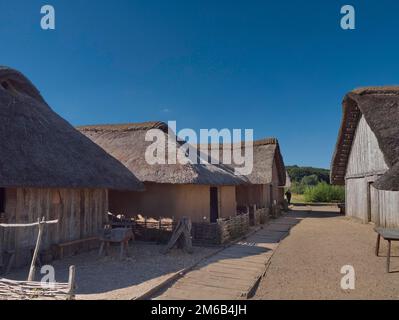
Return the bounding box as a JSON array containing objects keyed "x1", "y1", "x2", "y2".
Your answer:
[
  {"x1": 253, "y1": 138, "x2": 278, "y2": 146},
  {"x1": 78, "y1": 121, "x2": 168, "y2": 132},
  {"x1": 198, "y1": 137, "x2": 279, "y2": 148},
  {"x1": 350, "y1": 86, "x2": 399, "y2": 96}
]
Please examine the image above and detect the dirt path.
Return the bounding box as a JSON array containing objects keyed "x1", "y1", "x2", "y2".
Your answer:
[
  {"x1": 6, "y1": 243, "x2": 218, "y2": 300},
  {"x1": 254, "y1": 206, "x2": 399, "y2": 300}
]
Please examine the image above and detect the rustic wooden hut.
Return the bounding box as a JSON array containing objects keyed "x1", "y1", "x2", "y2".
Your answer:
[
  {"x1": 205, "y1": 138, "x2": 286, "y2": 214},
  {"x1": 331, "y1": 87, "x2": 399, "y2": 228},
  {"x1": 79, "y1": 122, "x2": 247, "y2": 223},
  {"x1": 0, "y1": 67, "x2": 143, "y2": 267}
]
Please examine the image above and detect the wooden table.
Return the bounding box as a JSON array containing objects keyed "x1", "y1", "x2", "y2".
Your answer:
[
  {"x1": 99, "y1": 228, "x2": 134, "y2": 260},
  {"x1": 375, "y1": 227, "x2": 399, "y2": 273}
]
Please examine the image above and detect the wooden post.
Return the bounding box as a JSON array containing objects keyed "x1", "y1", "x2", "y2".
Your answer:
[
  {"x1": 119, "y1": 241, "x2": 125, "y2": 260},
  {"x1": 0, "y1": 225, "x2": 3, "y2": 271},
  {"x1": 28, "y1": 217, "x2": 45, "y2": 281},
  {"x1": 375, "y1": 234, "x2": 380, "y2": 256},
  {"x1": 159, "y1": 217, "x2": 162, "y2": 240},
  {"x1": 144, "y1": 217, "x2": 148, "y2": 240},
  {"x1": 67, "y1": 265, "x2": 76, "y2": 300},
  {"x1": 387, "y1": 240, "x2": 391, "y2": 273},
  {"x1": 98, "y1": 241, "x2": 105, "y2": 257}
]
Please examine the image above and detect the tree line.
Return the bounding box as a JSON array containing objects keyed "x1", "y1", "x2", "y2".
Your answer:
[{"x1": 286, "y1": 165, "x2": 344, "y2": 203}]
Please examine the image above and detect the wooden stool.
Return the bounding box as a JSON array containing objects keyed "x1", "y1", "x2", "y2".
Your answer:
[{"x1": 375, "y1": 228, "x2": 399, "y2": 273}]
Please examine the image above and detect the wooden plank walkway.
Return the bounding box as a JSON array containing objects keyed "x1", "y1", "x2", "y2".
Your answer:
[{"x1": 153, "y1": 214, "x2": 301, "y2": 300}]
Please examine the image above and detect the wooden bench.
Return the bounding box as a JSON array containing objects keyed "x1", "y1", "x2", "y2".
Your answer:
[
  {"x1": 375, "y1": 227, "x2": 399, "y2": 273},
  {"x1": 56, "y1": 237, "x2": 99, "y2": 260}
]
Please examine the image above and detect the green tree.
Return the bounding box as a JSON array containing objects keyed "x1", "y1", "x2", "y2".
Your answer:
[
  {"x1": 301, "y1": 174, "x2": 319, "y2": 186},
  {"x1": 286, "y1": 165, "x2": 330, "y2": 184}
]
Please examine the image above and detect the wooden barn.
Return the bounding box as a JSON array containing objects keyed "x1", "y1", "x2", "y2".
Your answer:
[
  {"x1": 0, "y1": 67, "x2": 143, "y2": 267},
  {"x1": 331, "y1": 87, "x2": 399, "y2": 228},
  {"x1": 204, "y1": 138, "x2": 286, "y2": 214},
  {"x1": 79, "y1": 122, "x2": 247, "y2": 223}
]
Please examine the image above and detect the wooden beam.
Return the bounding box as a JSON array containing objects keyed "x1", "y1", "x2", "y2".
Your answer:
[{"x1": 28, "y1": 218, "x2": 45, "y2": 281}]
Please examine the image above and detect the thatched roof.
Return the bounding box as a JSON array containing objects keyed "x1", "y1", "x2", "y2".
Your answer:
[
  {"x1": 0, "y1": 66, "x2": 144, "y2": 191},
  {"x1": 78, "y1": 122, "x2": 247, "y2": 185},
  {"x1": 331, "y1": 86, "x2": 399, "y2": 190},
  {"x1": 199, "y1": 138, "x2": 286, "y2": 186}
]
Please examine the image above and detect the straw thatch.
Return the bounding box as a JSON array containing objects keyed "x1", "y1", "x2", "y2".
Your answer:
[
  {"x1": 199, "y1": 138, "x2": 286, "y2": 186},
  {"x1": 78, "y1": 122, "x2": 247, "y2": 185},
  {"x1": 331, "y1": 86, "x2": 399, "y2": 191},
  {"x1": 0, "y1": 66, "x2": 143, "y2": 191}
]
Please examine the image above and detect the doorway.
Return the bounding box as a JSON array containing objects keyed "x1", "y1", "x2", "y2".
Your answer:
[
  {"x1": 210, "y1": 187, "x2": 219, "y2": 223},
  {"x1": 367, "y1": 181, "x2": 379, "y2": 224},
  {"x1": 0, "y1": 188, "x2": 5, "y2": 213}
]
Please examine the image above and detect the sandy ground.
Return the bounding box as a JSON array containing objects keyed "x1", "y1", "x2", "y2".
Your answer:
[
  {"x1": 6, "y1": 243, "x2": 218, "y2": 300},
  {"x1": 254, "y1": 205, "x2": 399, "y2": 300}
]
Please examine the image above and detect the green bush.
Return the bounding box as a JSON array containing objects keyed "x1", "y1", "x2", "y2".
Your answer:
[{"x1": 303, "y1": 182, "x2": 345, "y2": 203}]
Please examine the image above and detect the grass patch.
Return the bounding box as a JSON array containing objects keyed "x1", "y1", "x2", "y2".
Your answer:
[{"x1": 291, "y1": 193, "x2": 307, "y2": 203}]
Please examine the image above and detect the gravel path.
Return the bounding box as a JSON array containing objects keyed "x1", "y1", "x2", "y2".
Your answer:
[
  {"x1": 254, "y1": 206, "x2": 399, "y2": 300},
  {"x1": 6, "y1": 243, "x2": 219, "y2": 300}
]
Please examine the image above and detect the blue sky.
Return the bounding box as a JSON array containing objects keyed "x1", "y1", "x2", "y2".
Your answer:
[{"x1": 1, "y1": 0, "x2": 398, "y2": 168}]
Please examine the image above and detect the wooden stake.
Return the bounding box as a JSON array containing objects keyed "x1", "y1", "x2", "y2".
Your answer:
[
  {"x1": 0, "y1": 228, "x2": 3, "y2": 271},
  {"x1": 67, "y1": 265, "x2": 76, "y2": 300}
]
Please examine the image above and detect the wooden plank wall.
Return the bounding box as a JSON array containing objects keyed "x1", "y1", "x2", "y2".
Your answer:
[
  {"x1": 376, "y1": 190, "x2": 399, "y2": 228},
  {"x1": 346, "y1": 115, "x2": 388, "y2": 177},
  {"x1": 344, "y1": 114, "x2": 399, "y2": 227},
  {"x1": 1, "y1": 188, "x2": 108, "y2": 266},
  {"x1": 346, "y1": 178, "x2": 399, "y2": 227},
  {"x1": 345, "y1": 178, "x2": 368, "y2": 222}
]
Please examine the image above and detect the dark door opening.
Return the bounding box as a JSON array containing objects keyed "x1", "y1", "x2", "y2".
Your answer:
[
  {"x1": 0, "y1": 188, "x2": 5, "y2": 213},
  {"x1": 210, "y1": 187, "x2": 219, "y2": 223}
]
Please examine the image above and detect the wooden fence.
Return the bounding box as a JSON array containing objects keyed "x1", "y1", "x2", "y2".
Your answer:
[
  {"x1": 255, "y1": 208, "x2": 269, "y2": 225},
  {"x1": 0, "y1": 265, "x2": 75, "y2": 300},
  {"x1": 218, "y1": 213, "x2": 250, "y2": 244},
  {"x1": 191, "y1": 222, "x2": 220, "y2": 245},
  {"x1": 110, "y1": 210, "x2": 268, "y2": 246},
  {"x1": 110, "y1": 218, "x2": 176, "y2": 243}
]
